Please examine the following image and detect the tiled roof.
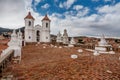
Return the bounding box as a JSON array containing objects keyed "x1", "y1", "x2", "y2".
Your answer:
[
  {"x1": 24, "y1": 12, "x2": 35, "y2": 20},
  {"x1": 42, "y1": 14, "x2": 51, "y2": 21}
]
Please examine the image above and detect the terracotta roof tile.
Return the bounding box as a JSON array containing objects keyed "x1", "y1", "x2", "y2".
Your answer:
[
  {"x1": 24, "y1": 12, "x2": 35, "y2": 20},
  {"x1": 42, "y1": 14, "x2": 51, "y2": 21}
]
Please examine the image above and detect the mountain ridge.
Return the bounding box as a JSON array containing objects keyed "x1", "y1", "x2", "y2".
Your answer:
[{"x1": 0, "y1": 27, "x2": 25, "y2": 34}]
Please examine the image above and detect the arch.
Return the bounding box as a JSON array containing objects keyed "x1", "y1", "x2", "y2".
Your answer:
[
  {"x1": 36, "y1": 30, "x2": 40, "y2": 42},
  {"x1": 28, "y1": 21, "x2": 31, "y2": 26},
  {"x1": 46, "y1": 23, "x2": 48, "y2": 28}
]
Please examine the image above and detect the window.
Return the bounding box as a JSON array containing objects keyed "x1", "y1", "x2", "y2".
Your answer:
[
  {"x1": 28, "y1": 21, "x2": 31, "y2": 26},
  {"x1": 29, "y1": 36, "x2": 31, "y2": 39},
  {"x1": 46, "y1": 23, "x2": 48, "y2": 28}
]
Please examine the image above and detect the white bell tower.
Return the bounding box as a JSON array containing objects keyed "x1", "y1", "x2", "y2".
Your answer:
[
  {"x1": 24, "y1": 12, "x2": 35, "y2": 42},
  {"x1": 41, "y1": 14, "x2": 51, "y2": 42}
]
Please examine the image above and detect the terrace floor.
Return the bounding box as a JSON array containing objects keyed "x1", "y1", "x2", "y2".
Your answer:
[{"x1": 2, "y1": 44, "x2": 120, "y2": 80}]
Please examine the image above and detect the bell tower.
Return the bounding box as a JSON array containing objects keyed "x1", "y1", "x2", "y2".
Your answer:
[
  {"x1": 41, "y1": 14, "x2": 51, "y2": 42},
  {"x1": 24, "y1": 12, "x2": 35, "y2": 42}
]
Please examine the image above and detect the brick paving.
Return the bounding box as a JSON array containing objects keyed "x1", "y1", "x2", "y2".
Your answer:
[{"x1": 2, "y1": 44, "x2": 120, "y2": 80}]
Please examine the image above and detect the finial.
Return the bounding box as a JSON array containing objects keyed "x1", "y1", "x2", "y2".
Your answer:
[
  {"x1": 13, "y1": 29, "x2": 16, "y2": 34},
  {"x1": 45, "y1": 14, "x2": 47, "y2": 17},
  {"x1": 42, "y1": 13, "x2": 50, "y2": 21},
  {"x1": 18, "y1": 29, "x2": 21, "y2": 33},
  {"x1": 64, "y1": 29, "x2": 67, "y2": 32},
  {"x1": 59, "y1": 31, "x2": 60, "y2": 33}
]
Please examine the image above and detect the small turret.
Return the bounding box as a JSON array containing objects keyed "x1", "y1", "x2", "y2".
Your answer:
[
  {"x1": 8, "y1": 29, "x2": 19, "y2": 47},
  {"x1": 17, "y1": 29, "x2": 22, "y2": 38},
  {"x1": 56, "y1": 31, "x2": 62, "y2": 42},
  {"x1": 62, "y1": 29, "x2": 69, "y2": 44},
  {"x1": 17, "y1": 29, "x2": 23, "y2": 47},
  {"x1": 70, "y1": 37, "x2": 76, "y2": 45},
  {"x1": 63, "y1": 29, "x2": 68, "y2": 36},
  {"x1": 98, "y1": 34, "x2": 108, "y2": 46}
]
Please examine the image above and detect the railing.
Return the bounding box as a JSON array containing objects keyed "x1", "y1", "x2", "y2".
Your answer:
[{"x1": 0, "y1": 50, "x2": 14, "y2": 77}]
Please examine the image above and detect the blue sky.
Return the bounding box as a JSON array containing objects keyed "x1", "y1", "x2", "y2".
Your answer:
[
  {"x1": 31, "y1": 0, "x2": 119, "y2": 15},
  {"x1": 0, "y1": 0, "x2": 120, "y2": 37}
]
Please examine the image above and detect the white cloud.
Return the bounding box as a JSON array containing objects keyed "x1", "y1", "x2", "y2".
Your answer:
[
  {"x1": 59, "y1": 0, "x2": 76, "y2": 9},
  {"x1": 64, "y1": 6, "x2": 89, "y2": 17},
  {"x1": 35, "y1": 0, "x2": 42, "y2": 3},
  {"x1": 64, "y1": 0, "x2": 76, "y2": 9},
  {"x1": 97, "y1": 3, "x2": 120, "y2": 14},
  {"x1": 50, "y1": 2, "x2": 120, "y2": 37},
  {"x1": 41, "y1": 3, "x2": 50, "y2": 9},
  {"x1": 104, "y1": 0, "x2": 116, "y2": 4},
  {"x1": 0, "y1": 0, "x2": 26, "y2": 29},
  {"x1": 73, "y1": 5, "x2": 83, "y2": 11},
  {"x1": 34, "y1": 0, "x2": 42, "y2": 6},
  {"x1": 59, "y1": 2, "x2": 64, "y2": 8},
  {"x1": 76, "y1": 7, "x2": 89, "y2": 17},
  {"x1": 24, "y1": 0, "x2": 33, "y2": 10},
  {"x1": 0, "y1": 0, "x2": 42, "y2": 29}
]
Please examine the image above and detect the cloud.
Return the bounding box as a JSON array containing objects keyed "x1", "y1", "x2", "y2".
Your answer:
[
  {"x1": 104, "y1": 0, "x2": 116, "y2": 4},
  {"x1": 41, "y1": 3, "x2": 50, "y2": 9},
  {"x1": 50, "y1": 2, "x2": 120, "y2": 37},
  {"x1": 76, "y1": 7, "x2": 89, "y2": 17},
  {"x1": 97, "y1": 3, "x2": 120, "y2": 14},
  {"x1": 0, "y1": 0, "x2": 41, "y2": 29},
  {"x1": 59, "y1": 2, "x2": 64, "y2": 8},
  {"x1": 90, "y1": 2, "x2": 120, "y2": 37},
  {"x1": 24, "y1": 0, "x2": 33, "y2": 10},
  {"x1": 34, "y1": 0, "x2": 42, "y2": 6},
  {"x1": 59, "y1": 0, "x2": 76, "y2": 9},
  {"x1": 63, "y1": 6, "x2": 89, "y2": 18},
  {"x1": 0, "y1": 0, "x2": 26, "y2": 29},
  {"x1": 35, "y1": 0, "x2": 42, "y2": 3},
  {"x1": 73, "y1": 5, "x2": 83, "y2": 11}
]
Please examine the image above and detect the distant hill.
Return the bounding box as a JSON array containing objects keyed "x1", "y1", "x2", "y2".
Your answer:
[
  {"x1": 0, "y1": 27, "x2": 12, "y2": 34},
  {"x1": 16, "y1": 27, "x2": 25, "y2": 33},
  {"x1": 0, "y1": 27, "x2": 85, "y2": 39},
  {"x1": 0, "y1": 27, "x2": 25, "y2": 34}
]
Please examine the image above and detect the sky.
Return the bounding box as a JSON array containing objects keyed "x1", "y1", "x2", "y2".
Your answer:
[{"x1": 0, "y1": 0, "x2": 120, "y2": 37}]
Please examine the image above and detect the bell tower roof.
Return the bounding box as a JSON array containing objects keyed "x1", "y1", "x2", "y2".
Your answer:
[
  {"x1": 42, "y1": 14, "x2": 51, "y2": 21},
  {"x1": 24, "y1": 12, "x2": 35, "y2": 20}
]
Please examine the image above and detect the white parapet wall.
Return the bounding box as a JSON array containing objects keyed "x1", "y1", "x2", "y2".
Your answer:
[
  {"x1": 95, "y1": 46, "x2": 106, "y2": 52},
  {"x1": 6, "y1": 29, "x2": 22, "y2": 62}
]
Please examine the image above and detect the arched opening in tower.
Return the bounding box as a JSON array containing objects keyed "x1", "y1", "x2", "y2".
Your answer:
[
  {"x1": 36, "y1": 30, "x2": 40, "y2": 42},
  {"x1": 28, "y1": 21, "x2": 31, "y2": 26}
]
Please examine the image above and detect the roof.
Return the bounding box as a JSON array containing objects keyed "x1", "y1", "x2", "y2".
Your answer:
[
  {"x1": 24, "y1": 12, "x2": 35, "y2": 20},
  {"x1": 42, "y1": 14, "x2": 51, "y2": 21}
]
